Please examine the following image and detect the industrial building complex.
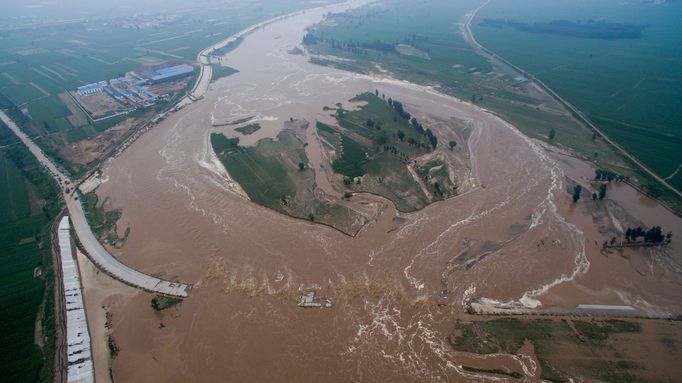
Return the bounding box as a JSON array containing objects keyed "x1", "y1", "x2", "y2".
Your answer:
[{"x1": 71, "y1": 63, "x2": 195, "y2": 121}]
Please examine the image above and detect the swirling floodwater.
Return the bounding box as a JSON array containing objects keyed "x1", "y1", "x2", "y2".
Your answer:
[{"x1": 94, "y1": 1, "x2": 682, "y2": 381}]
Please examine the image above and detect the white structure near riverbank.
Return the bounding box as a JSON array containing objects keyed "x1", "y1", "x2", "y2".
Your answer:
[
  {"x1": 58, "y1": 216, "x2": 94, "y2": 383},
  {"x1": 0, "y1": 110, "x2": 190, "y2": 297}
]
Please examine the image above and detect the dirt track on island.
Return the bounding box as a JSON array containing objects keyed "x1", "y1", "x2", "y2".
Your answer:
[{"x1": 93, "y1": 1, "x2": 682, "y2": 381}]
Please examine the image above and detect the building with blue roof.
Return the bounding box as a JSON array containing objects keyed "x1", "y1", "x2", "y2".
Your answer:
[{"x1": 138, "y1": 64, "x2": 194, "y2": 84}]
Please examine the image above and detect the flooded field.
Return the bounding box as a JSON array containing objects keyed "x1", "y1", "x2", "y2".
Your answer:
[{"x1": 92, "y1": 1, "x2": 682, "y2": 381}]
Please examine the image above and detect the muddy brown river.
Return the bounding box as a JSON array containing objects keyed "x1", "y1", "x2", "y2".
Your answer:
[{"x1": 92, "y1": 1, "x2": 682, "y2": 381}]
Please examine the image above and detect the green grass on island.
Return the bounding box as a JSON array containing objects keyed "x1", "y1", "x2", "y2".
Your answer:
[
  {"x1": 234, "y1": 123, "x2": 261, "y2": 135},
  {"x1": 211, "y1": 91, "x2": 462, "y2": 232},
  {"x1": 318, "y1": 92, "x2": 458, "y2": 212},
  {"x1": 211, "y1": 130, "x2": 368, "y2": 235},
  {"x1": 82, "y1": 192, "x2": 129, "y2": 248},
  {"x1": 151, "y1": 295, "x2": 183, "y2": 311}
]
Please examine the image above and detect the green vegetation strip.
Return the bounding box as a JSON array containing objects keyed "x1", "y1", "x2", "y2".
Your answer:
[
  {"x1": 211, "y1": 133, "x2": 299, "y2": 210},
  {"x1": 235, "y1": 123, "x2": 261, "y2": 135},
  {"x1": 151, "y1": 295, "x2": 183, "y2": 311},
  {"x1": 0, "y1": 121, "x2": 61, "y2": 383},
  {"x1": 211, "y1": 64, "x2": 239, "y2": 83}
]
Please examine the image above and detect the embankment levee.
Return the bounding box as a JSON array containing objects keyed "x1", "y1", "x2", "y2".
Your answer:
[
  {"x1": 184, "y1": 2, "x2": 347, "y2": 104},
  {"x1": 466, "y1": 299, "x2": 680, "y2": 320},
  {"x1": 0, "y1": 110, "x2": 191, "y2": 297},
  {"x1": 463, "y1": 1, "x2": 682, "y2": 204}
]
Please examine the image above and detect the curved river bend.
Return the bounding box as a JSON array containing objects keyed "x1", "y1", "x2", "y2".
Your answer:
[{"x1": 95, "y1": 1, "x2": 682, "y2": 381}]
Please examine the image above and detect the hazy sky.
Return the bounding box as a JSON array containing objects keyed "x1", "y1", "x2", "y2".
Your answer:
[{"x1": 0, "y1": 0, "x2": 277, "y2": 21}]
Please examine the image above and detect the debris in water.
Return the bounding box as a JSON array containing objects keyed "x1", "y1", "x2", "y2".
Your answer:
[{"x1": 298, "y1": 291, "x2": 333, "y2": 308}]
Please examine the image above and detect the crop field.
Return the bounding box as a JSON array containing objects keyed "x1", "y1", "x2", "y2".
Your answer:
[
  {"x1": 303, "y1": 0, "x2": 612, "y2": 164},
  {"x1": 211, "y1": 131, "x2": 366, "y2": 235},
  {"x1": 303, "y1": 0, "x2": 682, "y2": 210},
  {"x1": 318, "y1": 92, "x2": 457, "y2": 211},
  {"x1": 0, "y1": 0, "x2": 337, "y2": 174},
  {"x1": 305, "y1": 0, "x2": 491, "y2": 96},
  {"x1": 0, "y1": 154, "x2": 31, "y2": 222},
  {"x1": 0, "y1": 122, "x2": 61, "y2": 383},
  {"x1": 211, "y1": 133, "x2": 300, "y2": 210},
  {"x1": 472, "y1": 0, "x2": 682, "y2": 190}
]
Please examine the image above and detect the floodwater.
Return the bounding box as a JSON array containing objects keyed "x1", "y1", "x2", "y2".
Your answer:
[{"x1": 94, "y1": 1, "x2": 682, "y2": 381}]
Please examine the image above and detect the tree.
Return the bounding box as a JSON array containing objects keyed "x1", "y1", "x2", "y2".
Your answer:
[
  {"x1": 448, "y1": 140, "x2": 457, "y2": 150},
  {"x1": 644, "y1": 226, "x2": 664, "y2": 243},
  {"x1": 375, "y1": 130, "x2": 388, "y2": 145},
  {"x1": 598, "y1": 184, "x2": 607, "y2": 200},
  {"x1": 572, "y1": 184, "x2": 582, "y2": 203},
  {"x1": 397, "y1": 130, "x2": 405, "y2": 141},
  {"x1": 592, "y1": 193, "x2": 597, "y2": 200},
  {"x1": 298, "y1": 162, "x2": 305, "y2": 171},
  {"x1": 426, "y1": 129, "x2": 437, "y2": 148},
  {"x1": 548, "y1": 128, "x2": 556, "y2": 140}
]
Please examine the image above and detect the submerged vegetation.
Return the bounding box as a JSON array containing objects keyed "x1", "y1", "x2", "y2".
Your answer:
[
  {"x1": 82, "y1": 192, "x2": 128, "y2": 247},
  {"x1": 151, "y1": 296, "x2": 183, "y2": 311},
  {"x1": 449, "y1": 318, "x2": 644, "y2": 382},
  {"x1": 234, "y1": 123, "x2": 261, "y2": 135}
]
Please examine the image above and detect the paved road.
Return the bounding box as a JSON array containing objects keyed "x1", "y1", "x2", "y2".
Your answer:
[
  {"x1": 462, "y1": 2, "x2": 682, "y2": 200},
  {"x1": 0, "y1": 111, "x2": 190, "y2": 297}
]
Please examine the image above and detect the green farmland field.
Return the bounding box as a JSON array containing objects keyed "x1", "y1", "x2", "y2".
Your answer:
[
  {"x1": 303, "y1": 0, "x2": 682, "y2": 210},
  {"x1": 472, "y1": 0, "x2": 682, "y2": 190},
  {"x1": 0, "y1": 121, "x2": 62, "y2": 383},
  {"x1": 0, "y1": 0, "x2": 340, "y2": 174}
]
